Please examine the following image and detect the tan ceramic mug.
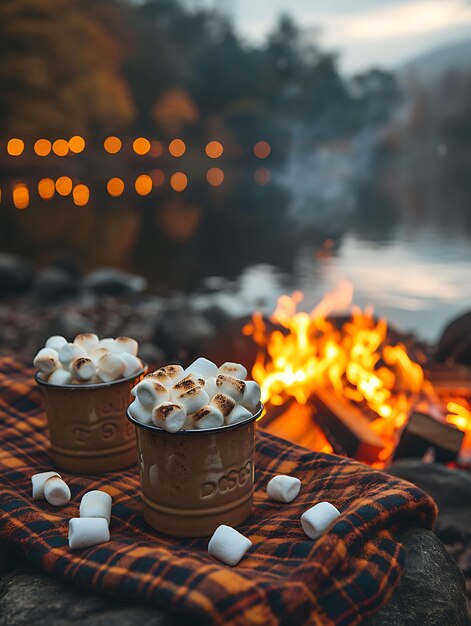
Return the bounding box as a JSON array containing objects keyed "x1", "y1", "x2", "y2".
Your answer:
[
  {"x1": 36, "y1": 365, "x2": 147, "y2": 473},
  {"x1": 127, "y1": 403, "x2": 263, "y2": 537}
]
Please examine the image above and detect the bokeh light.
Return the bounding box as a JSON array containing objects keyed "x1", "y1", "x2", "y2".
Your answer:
[
  {"x1": 133, "y1": 137, "x2": 151, "y2": 155},
  {"x1": 7, "y1": 139, "x2": 24, "y2": 156},
  {"x1": 107, "y1": 177, "x2": 125, "y2": 197},
  {"x1": 168, "y1": 138, "x2": 186, "y2": 157},
  {"x1": 205, "y1": 141, "x2": 223, "y2": 158},
  {"x1": 52, "y1": 139, "x2": 69, "y2": 156},
  {"x1": 38, "y1": 178, "x2": 55, "y2": 200},
  {"x1": 72, "y1": 184, "x2": 89, "y2": 206},
  {"x1": 13, "y1": 183, "x2": 29, "y2": 209},
  {"x1": 254, "y1": 167, "x2": 271, "y2": 185},
  {"x1": 55, "y1": 176, "x2": 73, "y2": 196},
  {"x1": 34, "y1": 139, "x2": 51, "y2": 157},
  {"x1": 207, "y1": 167, "x2": 224, "y2": 186},
  {"x1": 253, "y1": 141, "x2": 271, "y2": 158},
  {"x1": 104, "y1": 136, "x2": 122, "y2": 154},
  {"x1": 135, "y1": 174, "x2": 152, "y2": 195},
  {"x1": 150, "y1": 169, "x2": 165, "y2": 187},
  {"x1": 149, "y1": 140, "x2": 163, "y2": 157},
  {"x1": 69, "y1": 136, "x2": 85, "y2": 153},
  {"x1": 170, "y1": 172, "x2": 188, "y2": 192}
]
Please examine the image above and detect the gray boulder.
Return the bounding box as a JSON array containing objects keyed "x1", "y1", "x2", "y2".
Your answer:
[
  {"x1": 84, "y1": 268, "x2": 147, "y2": 296},
  {"x1": 0, "y1": 254, "x2": 33, "y2": 296}
]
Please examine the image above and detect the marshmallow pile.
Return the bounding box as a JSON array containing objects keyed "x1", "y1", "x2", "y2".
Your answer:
[
  {"x1": 31, "y1": 471, "x2": 112, "y2": 550},
  {"x1": 207, "y1": 474, "x2": 341, "y2": 567},
  {"x1": 129, "y1": 357, "x2": 261, "y2": 432},
  {"x1": 33, "y1": 333, "x2": 143, "y2": 385}
]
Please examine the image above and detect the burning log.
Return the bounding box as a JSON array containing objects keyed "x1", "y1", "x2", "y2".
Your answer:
[
  {"x1": 309, "y1": 387, "x2": 384, "y2": 463},
  {"x1": 394, "y1": 412, "x2": 464, "y2": 463}
]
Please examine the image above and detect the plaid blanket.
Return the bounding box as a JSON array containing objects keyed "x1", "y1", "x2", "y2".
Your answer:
[{"x1": 0, "y1": 356, "x2": 437, "y2": 626}]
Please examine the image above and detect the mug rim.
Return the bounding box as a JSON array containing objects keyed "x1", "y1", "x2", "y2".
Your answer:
[
  {"x1": 127, "y1": 402, "x2": 264, "y2": 435},
  {"x1": 35, "y1": 363, "x2": 148, "y2": 390}
]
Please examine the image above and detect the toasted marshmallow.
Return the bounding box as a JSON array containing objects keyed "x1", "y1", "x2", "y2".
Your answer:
[
  {"x1": 218, "y1": 362, "x2": 248, "y2": 380},
  {"x1": 145, "y1": 369, "x2": 172, "y2": 389},
  {"x1": 44, "y1": 476, "x2": 71, "y2": 506},
  {"x1": 96, "y1": 352, "x2": 125, "y2": 382},
  {"x1": 71, "y1": 357, "x2": 96, "y2": 381},
  {"x1": 210, "y1": 393, "x2": 235, "y2": 417},
  {"x1": 59, "y1": 342, "x2": 87, "y2": 368},
  {"x1": 152, "y1": 402, "x2": 186, "y2": 433},
  {"x1": 128, "y1": 398, "x2": 153, "y2": 424},
  {"x1": 204, "y1": 376, "x2": 218, "y2": 400},
  {"x1": 176, "y1": 385, "x2": 209, "y2": 415},
  {"x1": 33, "y1": 347, "x2": 60, "y2": 374},
  {"x1": 172, "y1": 374, "x2": 200, "y2": 398},
  {"x1": 136, "y1": 378, "x2": 170, "y2": 407},
  {"x1": 226, "y1": 404, "x2": 252, "y2": 425},
  {"x1": 242, "y1": 381, "x2": 261, "y2": 409},
  {"x1": 69, "y1": 517, "x2": 110, "y2": 550},
  {"x1": 193, "y1": 405, "x2": 224, "y2": 429},
  {"x1": 216, "y1": 374, "x2": 246, "y2": 402},
  {"x1": 185, "y1": 357, "x2": 218, "y2": 379},
  {"x1": 74, "y1": 333, "x2": 99, "y2": 354},
  {"x1": 161, "y1": 364, "x2": 185, "y2": 383},
  {"x1": 114, "y1": 336, "x2": 138, "y2": 356},
  {"x1": 48, "y1": 367, "x2": 72, "y2": 385},
  {"x1": 45, "y1": 335, "x2": 67, "y2": 352},
  {"x1": 31, "y1": 471, "x2": 61, "y2": 500},
  {"x1": 120, "y1": 352, "x2": 143, "y2": 378},
  {"x1": 99, "y1": 338, "x2": 116, "y2": 351},
  {"x1": 89, "y1": 347, "x2": 110, "y2": 364}
]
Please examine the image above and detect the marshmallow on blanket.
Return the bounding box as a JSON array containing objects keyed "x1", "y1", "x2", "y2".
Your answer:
[
  {"x1": 136, "y1": 378, "x2": 170, "y2": 407},
  {"x1": 242, "y1": 381, "x2": 261, "y2": 409},
  {"x1": 176, "y1": 386, "x2": 209, "y2": 415},
  {"x1": 152, "y1": 402, "x2": 186, "y2": 433},
  {"x1": 68, "y1": 517, "x2": 110, "y2": 550},
  {"x1": 31, "y1": 471, "x2": 61, "y2": 500},
  {"x1": 48, "y1": 368, "x2": 72, "y2": 385},
  {"x1": 71, "y1": 357, "x2": 96, "y2": 381},
  {"x1": 45, "y1": 335, "x2": 67, "y2": 352},
  {"x1": 267, "y1": 475, "x2": 301, "y2": 503},
  {"x1": 44, "y1": 476, "x2": 71, "y2": 506},
  {"x1": 192, "y1": 405, "x2": 224, "y2": 429},
  {"x1": 301, "y1": 502, "x2": 341, "y2": 539},
  {"x1": 96, "y1": 352, "x2": 125, "y2": 382},
  {"x1": 80, "y1": 490, "x2": 112, "y2": 524},
  {"x1": 185, "y1": 357, "x2": 218, "y2": 380},
  {"x1": 129, "y1": 398, "x2": 153, "y2": 425},
  {"x1": 33, "y1": 348, "x2": 60, "y2": 374},
  {"x1": 217, "y1": 362, "x2": 248, "y2": 380},
  {"x1": 216, "y1": 375, "x2": 246, "y2": 403},
  {"x1": 208, "y1": 524, "x2": 252, "y2": 566},
  {"x1": 225, "y1": 404, "x2": 252, "y2": 425},
  {"x1": 74, "y1": 333, "x2": 99, "y2": 354}
]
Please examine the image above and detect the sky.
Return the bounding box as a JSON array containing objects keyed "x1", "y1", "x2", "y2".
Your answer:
[{"x1": 200, "y1": 0, "x2": 471, "y2": 74}]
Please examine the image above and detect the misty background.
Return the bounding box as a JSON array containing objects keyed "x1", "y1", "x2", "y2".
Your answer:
[{"x1": 1, "y1": 0, "x2": 470, "y2": 342}]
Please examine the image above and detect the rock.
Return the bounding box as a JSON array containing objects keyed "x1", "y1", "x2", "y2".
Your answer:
[
  {"x1": 152, "y1": 309, "x2": 216, "y2": 362},
  {"x1": 34, "y1": 267, "x2": 80, "y2": 301},
  {"x1": 388, "y1": 461, "x2": 471, "y2": 544},
  {"x1": 365, "y1": 528, "x2": 468, "y2": 625},
  {"x1": 435, "y1": 310, "x2": 471, "y2": 364},
  {"x1": 0, "y1": 254, "x2": 34, "y2": 297},
  {"x1": 84, "y1": 268, "x2": 147, "y2": 296}
]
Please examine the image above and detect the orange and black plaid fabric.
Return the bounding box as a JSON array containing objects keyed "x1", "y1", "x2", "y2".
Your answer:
[{"x1": 0, "y1": 356, "x2": 437, "y2": 626}]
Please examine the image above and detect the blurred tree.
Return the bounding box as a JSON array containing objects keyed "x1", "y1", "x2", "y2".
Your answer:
[{"x1": 0, "y1": 0, "x2": 134, "y2": 137}]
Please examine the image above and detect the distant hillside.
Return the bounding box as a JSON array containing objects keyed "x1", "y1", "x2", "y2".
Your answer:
[{"x1": 400, "y1": 39, "x2": 471, "y2": 84}]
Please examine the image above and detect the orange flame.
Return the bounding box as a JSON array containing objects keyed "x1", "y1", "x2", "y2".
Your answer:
[{"x1": 243, "y1": 282, "x2": 471, "y2": 461}]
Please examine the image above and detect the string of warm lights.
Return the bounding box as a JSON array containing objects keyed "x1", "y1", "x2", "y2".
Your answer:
[
  {"x1": 5, "y1": 168, "x2": 270, "y2": 209},
  {"x1": 4, "y1": 138, "x2": 271, "y2": 158}
]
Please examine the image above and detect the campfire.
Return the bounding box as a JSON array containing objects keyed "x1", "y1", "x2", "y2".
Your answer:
[{"x1": 243, "y1": 282, "x2": 471, "y2": 467}]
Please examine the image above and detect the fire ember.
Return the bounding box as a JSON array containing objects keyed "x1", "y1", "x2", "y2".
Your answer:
[{"x1": 243, "y1": 282, "x2": 471, "y2": 467}]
